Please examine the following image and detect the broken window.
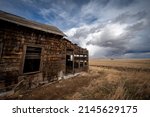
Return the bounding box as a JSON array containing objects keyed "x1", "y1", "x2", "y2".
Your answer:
[{"x1": 23, "y1": 46, "x2": 42, "y2": 73}]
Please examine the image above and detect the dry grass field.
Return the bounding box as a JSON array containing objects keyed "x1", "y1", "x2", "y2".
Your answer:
[
  {"x1": 89, "y1": 59, "x2": 150, "y2": 99},
  {"x1": 90, "y1": 59, "x2": 150, "y2": 70},
  {"x1": 3, "y1": 59, "x2": 150, "y2": 100}
]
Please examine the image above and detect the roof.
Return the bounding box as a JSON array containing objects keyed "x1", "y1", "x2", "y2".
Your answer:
[{"x1": 0, "y1": 10, "x2": 65, "y2": 36}]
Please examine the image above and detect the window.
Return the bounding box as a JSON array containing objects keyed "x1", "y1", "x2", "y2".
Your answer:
[{"x1": 23, "y1": 46, "x2": 42, "y2": 73}]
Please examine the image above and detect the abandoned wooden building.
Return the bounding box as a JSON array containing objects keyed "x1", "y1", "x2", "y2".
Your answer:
[{"x1": 0, "y1": 11, "x2": 88, "y2": 93}]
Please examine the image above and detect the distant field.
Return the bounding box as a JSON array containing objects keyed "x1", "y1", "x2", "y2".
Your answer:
[
  {"x1": 90, "y1": 59, "x2": 150, "y2": 70},
  {"x1": 3, "y1": 59, "x2": 150, "y2": 100}
]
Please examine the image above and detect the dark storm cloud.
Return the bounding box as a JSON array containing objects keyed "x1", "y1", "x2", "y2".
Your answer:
[
  {"x1": 86, "y1": 25, "x2": 131, "y2": 56},
  {"x1": 109, "y1": 0, "x2": 136, "y2": 8},
  {"x1": 80, "y1": 13, "x2": 149, "y2": 57}
]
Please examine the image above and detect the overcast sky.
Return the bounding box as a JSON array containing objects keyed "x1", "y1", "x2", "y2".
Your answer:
[{"x1": 0, "y1": 0, "x2": 150, "y2": 58}]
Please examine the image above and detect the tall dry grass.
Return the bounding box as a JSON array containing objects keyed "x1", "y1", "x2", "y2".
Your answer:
[{"x1": 71, "y1": 66, "x2": 150, "y2": 100}]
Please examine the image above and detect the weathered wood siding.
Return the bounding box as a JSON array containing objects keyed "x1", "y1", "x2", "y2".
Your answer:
[
  {"x1": 0, "y1": 19, "x2": 88, "y2": 92},
  {"x1": 0, "y1": 20, "x2": 65, "y2": 90}
]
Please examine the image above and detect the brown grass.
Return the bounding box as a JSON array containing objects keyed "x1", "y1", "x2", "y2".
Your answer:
[
  {"x1": 90, "y1": 58, "x2": 150, "y2": 70},
  {"x1": 5, "y1": 59, "x2": 150, "y2": 100}
]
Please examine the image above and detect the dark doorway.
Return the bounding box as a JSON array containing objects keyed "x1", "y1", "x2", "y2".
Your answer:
[{"x1": 66, "y1": 49, "x2": 74, "y2": 74}]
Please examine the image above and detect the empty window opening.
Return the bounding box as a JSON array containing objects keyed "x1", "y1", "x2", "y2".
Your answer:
[
  {"x1": 23, "y1": 46, "x2": 42, "y2": 73},
  {"x1": 68, "y1": 55, "x2": 73, "y2": 61},
  {"x1": 74, "y1": 55, "x2": 80, "y2": 61}
]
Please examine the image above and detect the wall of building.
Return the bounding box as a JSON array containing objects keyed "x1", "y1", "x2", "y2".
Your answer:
[
  {"x1": 0, "y1": 19, "x2": 88, "y2": 92},
  {"x1": 0, "y1": 20, "x2": 66, "y2": 91}
]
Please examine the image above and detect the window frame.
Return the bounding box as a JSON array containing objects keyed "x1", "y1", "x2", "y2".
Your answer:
[{"x1": 21, "y1": 45, "x2": 43, "y2": 75}]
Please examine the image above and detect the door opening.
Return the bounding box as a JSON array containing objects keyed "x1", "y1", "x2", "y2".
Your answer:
[{"x1": 66, "y1": 49, "x2": 74, "y2": 74}]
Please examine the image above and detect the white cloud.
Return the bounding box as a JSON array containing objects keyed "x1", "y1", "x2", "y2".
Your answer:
[{"x1": 65, "y1": 21, "x2": 129, "y2": 57}]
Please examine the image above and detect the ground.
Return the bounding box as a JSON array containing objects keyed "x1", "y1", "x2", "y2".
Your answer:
[{"x1": 3, "y1": 59, "x2": 150, "y2": 100}]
